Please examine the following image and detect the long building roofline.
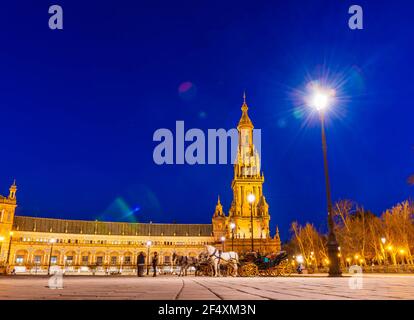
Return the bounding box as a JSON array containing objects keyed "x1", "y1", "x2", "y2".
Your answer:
[{"x1": 12, "y1": 215, "x2": 213, "y2": 237}]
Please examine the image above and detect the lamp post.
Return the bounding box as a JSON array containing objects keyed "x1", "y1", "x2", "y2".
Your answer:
[
  {"x1": 230, "y1": 222, "x2": 236, "y2": 251},
  {"x1": 247, "y1": 193, "x2": 256, "y2": 252},
  {"x1": 146, "y1": 240, "x2": 152, "y2": 276},
  {"x1": 308, "y1": 85, "x2": 341, "y2": 276},
  {"x1": 6, "y1": 231, "x2": 13, "y2": 265},
  {"x1": 48, "y1": 238, "x2": 56, "y2": 275},
  {"x1": 220, "y1": 236, "x2": 225, "y2": 251}
]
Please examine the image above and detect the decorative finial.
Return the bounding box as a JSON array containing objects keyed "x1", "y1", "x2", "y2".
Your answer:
[
  {"x1": 217, "y1": 195, "x2": 221, "y2": 204},
  {"x1": 241, "y1": 91, "x2": 248, "y2": 113}
]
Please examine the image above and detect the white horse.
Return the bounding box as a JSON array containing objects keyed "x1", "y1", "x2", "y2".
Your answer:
[{"x1": 205, "y1": 245, "x2": 239, "y2": 277}]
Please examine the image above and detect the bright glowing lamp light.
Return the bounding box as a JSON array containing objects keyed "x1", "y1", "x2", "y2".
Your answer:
[
  {"x1": 308, "y1": 84, "x2": 335, "y2": 112},
  {"x1": 0, "y1": 236, "x2": 4, "y2": 241},
  {"x1": 220, "y1": 236, "x2": 226, "y2": 242},
  {"x1": 49, "y1": 238, "x2": 56, "y2": 244},
  {"x1": 230, "y1": 222, "x2": 236, "y2": 230},
  {"x1": 146, "y1": 240, "x2": 152, "y2": 247},
  {"x1": 247, "y1": 193, "x2": 256, "y2": 204},
  {"x1": 312, "y1": 92, "x2": 329, "y2": 110},
  {"x1": 296, "y1": 255, "x2": 304, "y2": 264},
  {"x1": 381, "y1": 237, "x2": 386, "y2": 244}
]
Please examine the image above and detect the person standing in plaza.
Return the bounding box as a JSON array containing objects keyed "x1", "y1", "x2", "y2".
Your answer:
[
  {"x1": 152, "y1": 252, "x2": 159, "y2": 277},
  {"x1": 137, "y1": 251, "x2": 145, "y2": 277}
]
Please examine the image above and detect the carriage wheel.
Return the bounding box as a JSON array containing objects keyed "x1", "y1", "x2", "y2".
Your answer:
[
  {"x1": 277, "y1": 261, "x2": 286, "y2": 276},
  {"x1": 240, "y1": 263, "x2": 259, "y2": 277},
  {"x1": 284, "y1": 264, "x2": 293, "y2": 276},
  {"x1": 278, "y1": 260, "x2": 292, "y2": 277}
]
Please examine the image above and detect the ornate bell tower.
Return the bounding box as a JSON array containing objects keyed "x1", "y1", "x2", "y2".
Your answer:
[
  {"x1": 212, "y1": 94, "x2": 280, "y2": 253},
  {"x1": 0, "y1": 181, "x2": 17, "y2": 263},
  {"x1": 228, "y1": 94, "x2": 271, "y2": 240}
]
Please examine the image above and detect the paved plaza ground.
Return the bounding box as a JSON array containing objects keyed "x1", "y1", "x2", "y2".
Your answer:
[{"x1": 0, "y1": 274, "x2": 413, "y2": 300}]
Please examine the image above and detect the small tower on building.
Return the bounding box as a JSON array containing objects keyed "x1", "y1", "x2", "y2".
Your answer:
[
  {"x1": 211, "y1": 196, "x2": 227, "y2": 241},
  {"x1": 0, "y1": 181, "x2": 18, "y2": 263}
]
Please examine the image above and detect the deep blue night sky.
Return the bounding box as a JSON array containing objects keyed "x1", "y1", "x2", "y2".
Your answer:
[{"x1": 0, "y1": 1, "x2": 413, "y2": 241}]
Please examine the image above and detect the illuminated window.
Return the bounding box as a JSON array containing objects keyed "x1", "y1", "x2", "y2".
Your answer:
[
  {"x1": 16, "y1": 256, "x2": 24, "y2": 264},
  {"x1": 51, "y1": 256, "x2": 57, "y2": 265},
  {"x1": 110, "y1": 256, "x2": 117, "y2": 265},
  {"x1": 124, "y1": 256, "x2": 131, "y2": 265},
  {"x1": 96, "y1": 256, "x2": 103, "y2": 266},
  {"x1": 82, "y1": 256, "x2": 89, "y2": 265},
  {"x1": 66, "y1": 256, "x2": 73, "y2": 265},
  {"x1": 34, "y1": 256, "x2": 41, "y2": 264}
]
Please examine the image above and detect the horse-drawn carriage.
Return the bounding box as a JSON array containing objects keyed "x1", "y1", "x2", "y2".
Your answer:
[
  {"x1": 173, "y1": 246, "x2": 293, "y2": 277},
  {"x1": 238, "y1": 251, "x2": 293, "y2": 277}
]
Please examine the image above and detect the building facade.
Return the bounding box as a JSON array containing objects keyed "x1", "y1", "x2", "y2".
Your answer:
[{"x1": 0, "y1": 97, "x2": 280, "y2": 274}]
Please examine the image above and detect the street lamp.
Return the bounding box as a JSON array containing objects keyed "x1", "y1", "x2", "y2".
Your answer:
[
  {"x1": 229, "y1": 222, "x2": 236, "y2": 251},
  {"x1": 48, "y1": 238, "x2": 57, "y2": 275},
  {"x1": 247, "y1": 193, "x2": 256, "y2": 252},
  {"x1": 146, "y1": 240, "x2": 152, "y2": 275},
  {"x1": 220, "y1": 236, "x2": 226, "y2": 251},
  {"x1": 6, "y1": 231, "x2": 14, "y2": 265},
  {"x1": 308, "y1": 84, "x2": 341, "y2": 276}
]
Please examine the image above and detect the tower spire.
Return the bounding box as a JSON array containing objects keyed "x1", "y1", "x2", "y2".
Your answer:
[
  {"x1": 238, "y1": 91, "x2": 253, "y2": 129},
  {"x1": 213, "y1": 195, "x2": 224, "y2": 217},
  {"x1": 274, "y1": 225, "x2": 280, "y2": 241}
]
